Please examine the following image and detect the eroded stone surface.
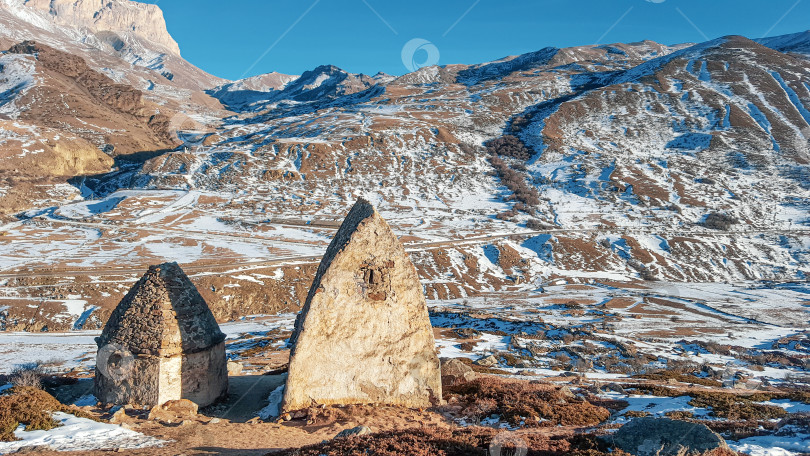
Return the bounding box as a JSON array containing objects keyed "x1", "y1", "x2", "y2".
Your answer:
[
  {"x1": 94, "y1": 262, "x2": 227, "y2": 407},
  {"x1": 282, "y1": 198, "x2": 441, "y2": 412},
  {"x1": 608, "y1": 417, "x2": 727, "y2": 456},
  {"x1": 440, "y1": 358, "x2": 477, "y2": 386}
]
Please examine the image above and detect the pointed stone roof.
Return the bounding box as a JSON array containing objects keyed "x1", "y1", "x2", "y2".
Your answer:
[
  {"x1": 96, "y1": 262, "x2": 225, "y2": 357},
  {"x1": 282, "y1": 198, "x2": 441, "y2": 412}
]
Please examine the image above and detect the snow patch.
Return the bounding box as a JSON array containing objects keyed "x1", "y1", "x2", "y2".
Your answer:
[{"x1": 0, "y1": 412, "x2": 165, "y2": 454}]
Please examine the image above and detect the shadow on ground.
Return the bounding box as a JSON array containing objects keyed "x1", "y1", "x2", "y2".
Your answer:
[
  {"x1": 49, "y1": 374, "x2": 286, "y2": 424},
  {"x1": 202, "y1": 374, "x2": 286, "y2": 423}
]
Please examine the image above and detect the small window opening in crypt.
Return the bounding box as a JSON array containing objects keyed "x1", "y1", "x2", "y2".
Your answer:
[{"x1": 361, "y1": 260, "x2": 393, "y2": 301}]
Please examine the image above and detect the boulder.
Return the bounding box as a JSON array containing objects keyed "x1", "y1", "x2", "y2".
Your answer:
[
  {"x1": 558, "y1": 386, "x2": 576, "y2": 398},
  {"x1": 281, "y1": 198, "x2": 441, "y2": 412},
  {"x1": 607, "y1": 417, "x2": 727, "y2": 456},
  {"x1": 601, "y1": 382, "x2": 627, "y2": 394},
  {"x1": 227, "y1": 361, "x2": 243, "y2": 376},
  {"x1": 335, "y1": 426, "x2": 373, "y2": 439},
  {"x1": 474, "y1": 355, "x2": 498, "y2": 367},
  {"x1": 109, "y1": 406, "x2": 128, "y2": 424},
  {"x1": 440, "y1": 358, "x2": 477, "y2": 384}
]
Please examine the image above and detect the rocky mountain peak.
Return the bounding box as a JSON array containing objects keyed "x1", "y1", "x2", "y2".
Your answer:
[{"x1": 19, "y1": 0, "x2": 181, "y2": 55}]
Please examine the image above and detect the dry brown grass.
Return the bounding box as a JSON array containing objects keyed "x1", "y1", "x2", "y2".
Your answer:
[
  {"x1": 0, "y1": 386, "x2": 97, "y2": 441},
  {"x1": 687, "y1": 391, "x2": 788, "y2": 421},
  {"x1": 444, "y1": 377, "x2": 610, "y2": 427},
  {"x1": 8, "y1": 363, "x2": 47, "y2": 389},
  {"x1": 623, "y1": 410, "x2": 650, "y2": 418},
  {"x1": 269, "y1": 427, "x2": 745, "y2": 456},
  {"x1": 270, "y1": 427, "x2": 607, "y2": 456},
  {"x1": 664, "y1": 410, "x2": 695, "y2": 420}
]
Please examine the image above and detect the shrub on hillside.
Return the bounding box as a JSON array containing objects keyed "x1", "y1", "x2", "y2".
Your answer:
[
  {"x1": 510, "y1": 115, "x2": 530, "y2": 132},
  {"x1": 665, "y1": 410, "x2": 694, "y2": 420},
  {"x1": 526, "y1": 219, "x2": 550, "y2": 230},
  {"x1": 634, "y1": 372, "x2": 720, "y2": 388},
  {"x1": 496, "y1": 210, "x2": 517, "y2": 221},
  {"x1": 9, "y1": 362, "x2": 47, "y2": 389},
  {"x1": 703, "y1": 213, "x2": 738, "y2": 230},
  {"x1": 486, "y1": 135, "x2": 532, "y2": 160},
  {"x1": 687, "y1": 391, "x2": 788, "y2": 421},
  {"x1": 490, "y1": 156, "x2": 541, "y2": 209}
]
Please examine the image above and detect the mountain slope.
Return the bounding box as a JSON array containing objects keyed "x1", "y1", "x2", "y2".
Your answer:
[
  {"x1": 86, "y1": 34, "x2": 810, "y2": 287},
  {"x1": 0, "y1": 0, "x2": 226, "y2": 103},
  {"x1": 758, "y1": 30, "x2": 810, "y2": 60},
  {"x1": 1, "y1": 29, "x2": 809, "y2": 317},
  {"x1": 0, "y1": 0, "x2": 227, "y2": 215}
]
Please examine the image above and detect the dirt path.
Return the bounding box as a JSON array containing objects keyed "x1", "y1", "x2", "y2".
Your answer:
[{"x1": 207, "y1": 374, "x2": 286, "y2": 423}]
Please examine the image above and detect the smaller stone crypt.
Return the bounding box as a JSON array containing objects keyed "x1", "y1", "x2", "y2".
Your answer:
[{"x1": 94, "y1": 262, "x2": 227, "y2": 407}]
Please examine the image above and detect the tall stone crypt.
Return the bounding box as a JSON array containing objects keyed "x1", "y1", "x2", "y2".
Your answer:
[{"x1": 282, "y1": 197, "x2": 442, "y2": 412}]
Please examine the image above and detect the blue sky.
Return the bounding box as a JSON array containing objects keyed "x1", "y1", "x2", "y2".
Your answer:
[{"x1": 138, "y1": 0, "x2": 809, "y2": 80}]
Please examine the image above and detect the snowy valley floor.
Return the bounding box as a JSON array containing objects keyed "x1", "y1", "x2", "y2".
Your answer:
[{"x1": 0, "y1": 281, "x2": 808, "y2": 455}]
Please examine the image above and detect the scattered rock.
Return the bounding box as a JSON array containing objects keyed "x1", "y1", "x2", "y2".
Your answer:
[
  {"x1": 163, "y1": 398, "x2": 199, "y2": 416},
  {"x1": 607, "y1": 417, "x2": 728, "y2": 456},
  {"x1": 14, "y1": 445, "x2": 53, "y2": 453},
  {"x1": 474, "y1": 355, "x2": 498, "y2": 367},
  {"x1": 558, "y1": 386, "x2": 576, "y2": 398},
  {"x1": 109, "y1": 406, "x2": 127, "y2": 424},
  {"x1": 335, "y1": 426, "x2": 373, "y2": 439},
  {"x1": 227, "y1": 361, "x2": 243, "y2": 376},
  {"x1": 208, "y1": 417, "x2": 221, "y2": 424},
  {"x1": 148, "y1": 398, "x2": 198, "y2": 423},
  {"x1": 454, "y1": 328, "x2": 480, "y2": 338},
  {"x1": 282, "y1": 198, "x2": 441, "y2": 412},
  {"x1": 602, "y1": 382, "x2": 627, "y2": 394}
]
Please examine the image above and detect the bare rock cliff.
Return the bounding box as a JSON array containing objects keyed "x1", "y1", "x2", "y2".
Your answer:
[{"x1": 22, "y1": 0, "x2": 181, "y2": 55}]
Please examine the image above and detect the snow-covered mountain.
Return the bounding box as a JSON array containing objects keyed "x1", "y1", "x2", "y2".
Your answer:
[
  {"x1": 17, "y1": 0, "x2": 181, "y2": 53},
  {"x1": 0, "y1": 0, "x2": 231, "y2": 213},
  {"x1": 91, "y1": 32, "x2": 810, "y2": 287},
  {"x1": 0, "y1": 0, "x2": 224, "y2": 95},
  {"x1": 208, "y1": 65, "x2": 394, "y2": 112},
  {"x1": 1, "y1": 12, "x2": 809, "y2": 323},
  {"x1": 757, "y1": 30, "x2": 810, "y2": 60}
]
